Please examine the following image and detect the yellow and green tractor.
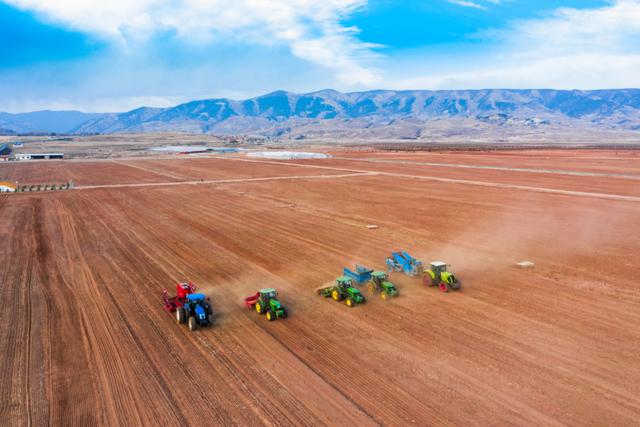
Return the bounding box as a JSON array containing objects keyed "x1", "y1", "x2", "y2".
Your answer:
[
  {"x1": 317, "y1": 277, "x2": 366, "y2": 307},
  {"x1": 423, "y1": 261, "x2": 460, "y2": 293},
  {"x1": 368, "y1": 271, "x2": 398, "y2": 300}
]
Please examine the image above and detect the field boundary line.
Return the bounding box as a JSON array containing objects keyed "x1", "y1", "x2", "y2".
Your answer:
[
  {"x1": 74, "y1": 172, "x2": 376, "y2": 190},
  {"x1": 333, "y1": 157, "x2": 640, "y2": 180},
  {"x1": 111, "y1": 160, "x2": 190, "y2": 181}
]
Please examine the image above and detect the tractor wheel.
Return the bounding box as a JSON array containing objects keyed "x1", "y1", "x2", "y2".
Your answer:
[
  {"x1": 331, "y1": 290, "x2": 342, "y2": 301},
  {"x1": 439, "y1": 282, "x2": 450, "y2": 293},
  {"x1": 266, "y1": 310, "x2": 275, "y2": 321},
  {"x1": 345, "y1": 298, "x2": 354, "y2": 307},
  {"x1": 188, "y1": 316, "x2": 197, "y2": 331},
  {"x1": 281, "y1": 308, "x2": 288, "y2": 319},
  {"x1": 176, "y1": 308, "x2": 185, "y2": 324},
  {"x1": 255, "y1": 302, "x2": 263, "y2": 315},
  {"x1": 380, "y1": 292, "x2": 387, "y2": 300},
  {"x1": 207, "y1": 314, "x2": 214, "y2": 326},
  {"x1": 423, "y1": 275, "x2": 434, "y2": 286},
  {"x1": 367, "y1": 283, "x2": 375, "y2": 293}
]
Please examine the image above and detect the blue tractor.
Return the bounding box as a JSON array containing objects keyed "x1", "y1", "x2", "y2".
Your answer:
[
  {"x1": 176, "y1": 293, "x2": 214, "y2": 331},
  {"x1": 386, "y1": 251, "x2": 424, "y2": 276}
]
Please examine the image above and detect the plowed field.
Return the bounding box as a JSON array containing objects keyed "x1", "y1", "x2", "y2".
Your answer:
[{"x1": 1, "y1": 149, "x2": 639, "y2": 425}]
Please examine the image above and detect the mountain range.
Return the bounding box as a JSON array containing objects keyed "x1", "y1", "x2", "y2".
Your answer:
[{"x1": 2, "y1": 89, "x2": 640, "y2": 138}]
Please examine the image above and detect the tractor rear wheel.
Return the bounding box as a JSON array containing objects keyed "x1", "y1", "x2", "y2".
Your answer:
[
  {"x1": 281, "y1": 308, "x2": 288, "y2": 319},
  {"x1": 255, "y1": 302, "x2": 263, "y2": 314},
  {"x1": 367, "y1": 283, "x2": 375, "y2": 293},
  {"x1": 188, "y1": 316, "x2": 197, "y2": 331},
  {"x1": 439, "y1": 282, "x2": 450, "y2": 293},
  {"x1": 176, "y1": 308, "x2": 185, "y2": 324},
  {"x1": 332, "y1": 290, "x2": 342, "y2": 301},
  {"x1": 266, "y1": 310, "x2": 275, "y2": 321},
  {"x1": 423, "y1": 275, "x2": 433, "y2": 286},
  {"x1": 207, "y1": 315, "x2": 214, "y2": 326},
  {"x1": 345, "y1": 298, "x2": 354, "y2": 307},
  {"x1": 380, "y1": 292, "x2": 387, "y2": 300}
]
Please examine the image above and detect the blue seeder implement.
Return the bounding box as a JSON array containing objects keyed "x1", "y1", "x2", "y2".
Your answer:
[
  {"x1": 386, "y1": 251, "x2": 424, "y2": 276},
  {"x1": 343, "y1": 265, "x2": 374, "y2": 284}
]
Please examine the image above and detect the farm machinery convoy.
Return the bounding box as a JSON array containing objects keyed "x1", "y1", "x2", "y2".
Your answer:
[{"x1": 160, "y1": 252, "x2": 459, "y2": 331}]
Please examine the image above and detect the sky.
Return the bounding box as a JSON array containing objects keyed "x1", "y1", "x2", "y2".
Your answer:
[{"x1": 1, "y1": 0, "x2": 639, "y2": 112}]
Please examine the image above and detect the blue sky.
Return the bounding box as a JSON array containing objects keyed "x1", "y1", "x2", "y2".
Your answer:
[{"x1": 0, "y1": 0, "x2": 638, "y2": 112}]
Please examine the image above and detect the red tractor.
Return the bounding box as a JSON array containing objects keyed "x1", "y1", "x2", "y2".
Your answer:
[{"x1": 162, "y1": 282, "x2": 196, "y2": 313}]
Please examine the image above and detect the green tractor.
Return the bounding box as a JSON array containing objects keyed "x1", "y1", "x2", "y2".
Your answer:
[
  {"x1": 423, "y1": 261, "x2": 460, "y2": 293},
  {"x1": 317, "y1": 277, "x2": 365, "y2": 307},
  {"x1": 244, "y1": 288, "x2": 287, "y2": 321},
  {"x1": 368, "y1": 271, "x2": 398, "y2": 300}
]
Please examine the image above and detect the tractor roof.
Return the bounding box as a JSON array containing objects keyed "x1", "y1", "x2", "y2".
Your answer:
[
  {"x1": 260, "y1": 287, "x2": 276, "y2": 293},
  {"x1": 371, "y1": 271, "x2": 386, "y2": 277},
  {"x1": 187, "y1": 293, "x2": 205, "y2": 301},
  {"x1": 431, "y1": 261, "x2": 447, "y2": 267},
  {"x1": 337, "y1": 276, "x2": 352, "y2": 282}
]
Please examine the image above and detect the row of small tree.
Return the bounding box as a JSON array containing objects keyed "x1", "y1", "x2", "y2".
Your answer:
[{"x1": 14, "y1": 181, "x2": 75, "y2": 192}]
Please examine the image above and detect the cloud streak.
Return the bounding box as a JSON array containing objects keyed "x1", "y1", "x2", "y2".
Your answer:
[
  {"x1": 4, "y1": 0, "x2": 380, "y2": 85},
  {"x1": 447, "y1": 0, "x2": 487, "y2": 10}
]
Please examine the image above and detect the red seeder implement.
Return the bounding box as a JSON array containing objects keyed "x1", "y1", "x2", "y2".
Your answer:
[
  {"x1": 162, "y1": 282, "x2": 196, "y2": 311},
  {"x1": 244, "y1": 292, "x2": 260, "y2": 309}
]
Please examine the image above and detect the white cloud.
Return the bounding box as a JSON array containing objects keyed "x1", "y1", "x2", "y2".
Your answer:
[
  {"x1": 447, "y1": 0, "x2": 487, "y2": 10},
  {"x1": 395, "y1": 0, "x2": 640, "y2": 89},
  {"x1": 4, "y1": 0, "x2": 380, "y2": 85}
]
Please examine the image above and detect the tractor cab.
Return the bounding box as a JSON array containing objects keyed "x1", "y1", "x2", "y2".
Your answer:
[
  {"x1": 370, "y1": 271, "x2": 389, "y2": 285},
  {"x1": 260, "y1": 288, "x2": 278, "y2": 302},
  {"x1": 336, "y1": 277, "x2": 355, "y2": 291},
  {"x1": 186, "y1": 293, "x2": 206, "y2": 303},
  {"x1": 430, "y1": 261, "x2": 448, "y2": 276}
]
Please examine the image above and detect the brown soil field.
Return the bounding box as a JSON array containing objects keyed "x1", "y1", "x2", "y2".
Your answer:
[{"x1": 1, "y1": 149, "x2": 639, "y2": 426}]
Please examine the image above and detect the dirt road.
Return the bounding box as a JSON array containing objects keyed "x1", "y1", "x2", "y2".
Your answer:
[{"x1": 1, "y1": 150, "x2": 639, "y2": 425}]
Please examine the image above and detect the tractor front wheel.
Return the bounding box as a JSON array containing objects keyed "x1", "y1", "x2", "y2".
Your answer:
[
  {"x1": 176, "y1": 308, "x2": 185, "y2": 324},
  {"x1": 188, "y1": 316, "x2": 197, "y2": 331},
  {"x1": 439, "y1": 282, "x2": 450, "y2": 293},
  {"x1": 345, "y1": 297, "x2": 354, "y2": 307}
]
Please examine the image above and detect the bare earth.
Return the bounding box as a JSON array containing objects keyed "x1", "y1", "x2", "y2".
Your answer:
[{"x1": 1, "y1": 149, "x2": 639, "y2": 426}]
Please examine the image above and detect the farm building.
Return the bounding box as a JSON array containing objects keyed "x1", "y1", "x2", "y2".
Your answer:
[
  {"x1": 13, "y1": 153, "x2": 64, "y2": 161},
  {"x1": 0, "y1": 181, "x2": 16, "y2": 192}
]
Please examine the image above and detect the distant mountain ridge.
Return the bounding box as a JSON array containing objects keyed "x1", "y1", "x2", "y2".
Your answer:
[
  {"x1": 2, "y1": 89, "x2": 640, "y2": 137},
  {"x1": 0, "y1": 110, "x2": 100, "y2": 135}
]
